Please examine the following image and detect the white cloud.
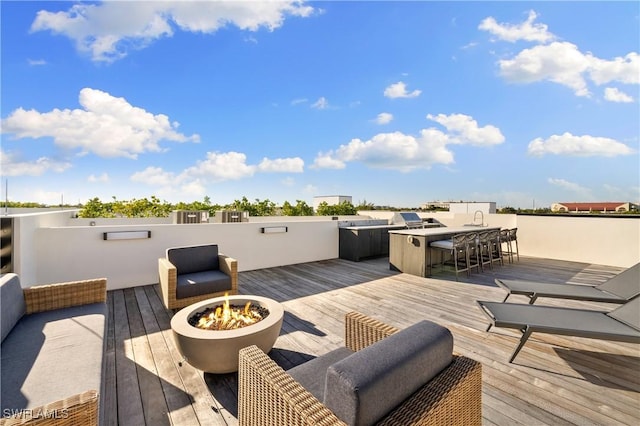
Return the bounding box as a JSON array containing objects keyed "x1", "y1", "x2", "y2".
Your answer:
[
  {"x1": 528, "y1": 133, "x2": 635, "y2": 157},
  {"x1": 547, "y1": 178, "x2": 591, "y2": 197},
  {"x1": 179, "y1": 179, "x2": 207, "y2": 198},
  {"x1": 303, "y1": 184, "x2": 318, "y2": 194},
  {"x1": 604, "y1": 87, "x2": 634, "y2": 103},
  {"x1": 313, "y1": 130, "x2": 452, "y2": 172},
  {"x1": 130, "y1": 166, "x2": 176, "y2": 186},
  {"x1": 483, "y1": 12, "x2": 639, "y2": 97},
  {"x1": 383, "y1": 81, "x2": 421, "y2": 99},
  {"x1": 313, "y1": 113, "x2": 504, "y2": 171},
  {"x1": 375, "y1": 112, "x2": 393, "y2": 125},
  {"x1": 183, "y1": 151, "x2": 256, "y2": 181},
  {"x1": 426, "y1": 113, "x2": 505, "y2": 146},
  {"x1": 291, "y1": 98, "x2": 308, "y2": 106},
  {"x1": 29, "y1": 190, "x2": 68, "y2": 206},
  {"x1": 30, "y1": 1, "x2": 315, "y2": 63},
  {"x1": 258, "y1": 157, "x2": 304, "y2": 173},
  {"x1": 498, "y1": 42, "x2": 592, "y2": 96},
  {"x1": 589, "y1": 52, "x2": 640, "y2": 85},
  {"x1": 1, "y1": 88, "x2": 199, "y2": 159},
  {"x1": 88, "y1": 173, "x2": 109, "y2": 183},
  {"x1": 479, "y1": 10, "x2": 556, "y2": 43},
  {"x1": 0, "y1": 149, "x2": 71, "y2": 176},
  {"x1": 311, "y1": 97, "x2": 329, "y2": 109},
  {"x1": 281, "y1": 177, "x2": 295, "y2": 186},
  {"x1": 311, "y1": 153, "x2": 346, "y2": 169},
  {"x1": 27, "y1": 59, "x2": 47, "y2": 66},
  {"x1": 133, "y1": 151, "x2": 305, "y2": 192}
]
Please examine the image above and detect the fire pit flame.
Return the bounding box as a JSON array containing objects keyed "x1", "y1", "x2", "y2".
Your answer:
[{"x1": 189, "y1": 293, "x2": 268, "y2": 331}]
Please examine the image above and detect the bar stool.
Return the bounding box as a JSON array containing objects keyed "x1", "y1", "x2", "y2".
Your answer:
[
  {"x1": 465, "y1": 232, "x2": 481, "y2": 274},
  {"x1": 500, "y1": 228, "x2": 519, "y2": 263},
  {"x1": 477, "y1": 230, "x2": 496, "y2": 271},
  {"x1": 430, "y1": 233, "x2": 472, "y2": 280},
  {"x1": 488, "y1": 229, "x2": 504, "y2": 266},
  {"x1": 508, "y1": 228, "x2": 520, "y2": 261}
]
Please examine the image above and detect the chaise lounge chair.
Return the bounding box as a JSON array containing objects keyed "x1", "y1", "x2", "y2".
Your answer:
[
  {"x1": 476, "y1": 296, "x2": 640, "y2": 362},
  {"x1": 494, "y1": 263, "x2": 640, "y2": 304}
]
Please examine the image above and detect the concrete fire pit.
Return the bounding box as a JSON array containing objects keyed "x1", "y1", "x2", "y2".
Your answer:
[{"x1": 171, "y1": 295, "x2": 284, "y2": 373}]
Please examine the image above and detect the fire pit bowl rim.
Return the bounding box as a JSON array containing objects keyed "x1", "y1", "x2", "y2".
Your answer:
[
  {"x1": 170, "y1": 294, "x2": 284, "y2": 373},
  {"x1": 171, "y1": 295, "x2": 284, "y2": 338}
]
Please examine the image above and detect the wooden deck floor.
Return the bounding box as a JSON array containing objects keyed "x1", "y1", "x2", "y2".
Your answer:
[{"x1": 104, "y1": 257, "x2": 640, "y2": 425}]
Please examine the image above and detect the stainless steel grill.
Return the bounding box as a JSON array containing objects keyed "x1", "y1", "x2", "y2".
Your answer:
[{"x1": 390, "y1": 212, "x2": 425, "y2": 229}]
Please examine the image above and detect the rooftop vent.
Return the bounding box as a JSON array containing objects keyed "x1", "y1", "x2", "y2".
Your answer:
[
  {"x1": 173, "y1": 210, "x2": 210, "y2": 224},
  {"x1": 214, "y1": 211, "x2": 249, "y2": 223}
]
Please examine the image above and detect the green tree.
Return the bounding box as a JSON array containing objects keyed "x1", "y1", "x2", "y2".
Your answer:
[
  {"x1": 175, "y1": 196, "x2": 221, "y2": 216},
  {"x1": 228, "y1": 197, "x2": 276, "y2": 216},
  {"x1": 78, "y1": 197, "x2": 114, "y2": 218},
  {"x1": 295, "y1": 200, "x2": 314, "y2": 216},
  {"x1": 282, "y1": 200, "x2": 314, "y2": 216},
  {"x1": 355, "y1": 199, "x2": 375, "y2": 210},
  {"x1": 316, "y1": 200, "x2": 357, "y2": 216}
]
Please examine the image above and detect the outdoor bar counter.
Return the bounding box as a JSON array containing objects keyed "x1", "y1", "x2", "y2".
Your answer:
[{"x1": 389, "y1": 226, "x2": 501, "y2": 277}]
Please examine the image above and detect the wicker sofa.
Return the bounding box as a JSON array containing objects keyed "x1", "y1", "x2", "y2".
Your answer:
[
  {"x1": 238, "y1": 311, "x2": 482, "y2": 426},
  {"x1": 0, "y1": 274, "x2": 107, "y2": 426}
]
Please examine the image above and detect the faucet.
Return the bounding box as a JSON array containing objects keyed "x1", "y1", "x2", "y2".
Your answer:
[{"x1": 473, "y1": 210, "x2": 484, "y2": 226}]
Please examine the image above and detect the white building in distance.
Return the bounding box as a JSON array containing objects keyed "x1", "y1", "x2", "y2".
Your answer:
[{"x1": 313, "y1": 195, "x2": 352, "y2": 212}]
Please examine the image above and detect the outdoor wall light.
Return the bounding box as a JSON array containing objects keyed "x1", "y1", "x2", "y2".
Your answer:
[
  {"x1": 260, "y1": 226, "x2": 288, "y2": 234},
  {"x1": 103, "y1": 230, "x2": 151, "y2": 240}
]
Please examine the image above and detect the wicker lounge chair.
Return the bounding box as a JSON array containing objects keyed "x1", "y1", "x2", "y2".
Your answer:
[
  {"x1": 495, "y1": 262, "x2": 640, "y2": 304},
  {"x1": 477, "y1": 296, "x2": 640, "y2": 362},
  {"x1": 238, "y1": 311, "x2": 482, "y2": 426},
  {"x1": 158, "y1": 244, "x2": 238, "y2": 309}
]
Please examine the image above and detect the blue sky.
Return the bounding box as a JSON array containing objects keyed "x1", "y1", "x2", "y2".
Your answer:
[{"x1": 1, "y1": 1, "x2": 638, "y2": 208}]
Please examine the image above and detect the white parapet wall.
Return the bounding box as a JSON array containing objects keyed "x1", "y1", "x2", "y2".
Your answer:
[
  {"x1": 10, "y1": 212, "x2": 338, "y2": 289},
  {"x1": 361, "y1": 211, "x2": 638, "y2": 268},
  {"x1": 516, "y1": 215, "x2": 639, "y2": 268},
  {"x1": 6, "y1": 210, "x2": 639, "y2": 290}
]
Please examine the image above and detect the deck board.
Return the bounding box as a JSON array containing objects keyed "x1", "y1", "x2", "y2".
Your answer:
[{"x1": 106, "y1": 256, "x2": 640, "y2": 425}]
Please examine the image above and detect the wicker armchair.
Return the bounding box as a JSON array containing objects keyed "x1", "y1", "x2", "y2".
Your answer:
[
  {"x1": 238, "y1": 312, "x2": 482, "y2": 426},
  {"x1": 158, "y1": 244, "x2": 238, "y2": 310},
  {"x1": 1, "y1": 277, "x2": 107, "y2": 426}
]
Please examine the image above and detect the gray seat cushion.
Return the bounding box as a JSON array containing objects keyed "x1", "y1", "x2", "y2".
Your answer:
[
  {"x1": 287, "y1": 347, "x2": 355, "y2": 401},
  {"x1": 176, "y1": 270, "x2": 232, "y2": 299},
  {"x1": 167, "y1": 244, "x2": 219, "y2": 274},
  {"x1": 324, "y1": 320, "x2": 453, "y2": 426},
  {"x1": 1, "y1": 303, "x2": 107, "y2": 411},
  {"x1": 1, "y1": 274, "x2": 25, "y2": 343}
]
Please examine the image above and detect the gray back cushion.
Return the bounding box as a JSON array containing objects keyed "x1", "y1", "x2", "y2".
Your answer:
[
  {"x1": 607, "y1": 296, "x2": 640, "y2": 331},
  {"x1": 167, "y1": 244, "x2": 219, "y2": 274},
  {"x1": 1, "y1": 274, "x2": 26, "y2": 343},
  {"x1": 324, "y1": 320, "x2": 453, "y2": 426},
  {"x1": 597, "y1": 263, "x2": 640, "y2": 300}
]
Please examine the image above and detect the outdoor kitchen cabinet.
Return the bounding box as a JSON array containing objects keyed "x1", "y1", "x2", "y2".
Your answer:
[{"x1": 339, "y1": 225, "x2": 405, "y2": 262}]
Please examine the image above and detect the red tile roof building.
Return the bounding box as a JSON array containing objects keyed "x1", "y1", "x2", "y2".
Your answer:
[{"x1": 551, "y1": 202, "x2": 638, "y2": 213}]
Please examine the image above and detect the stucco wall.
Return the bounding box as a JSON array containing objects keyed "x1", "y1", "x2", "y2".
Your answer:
[
  {"x1": 7, "y1": 210, "x2": 639, "y2": 290},
  {"x1": 29, "y1": 220, "x2": 338, "y2": 290},
  {"x1": 516, "y1": 215, "x2": 639, "y2": 268}
]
